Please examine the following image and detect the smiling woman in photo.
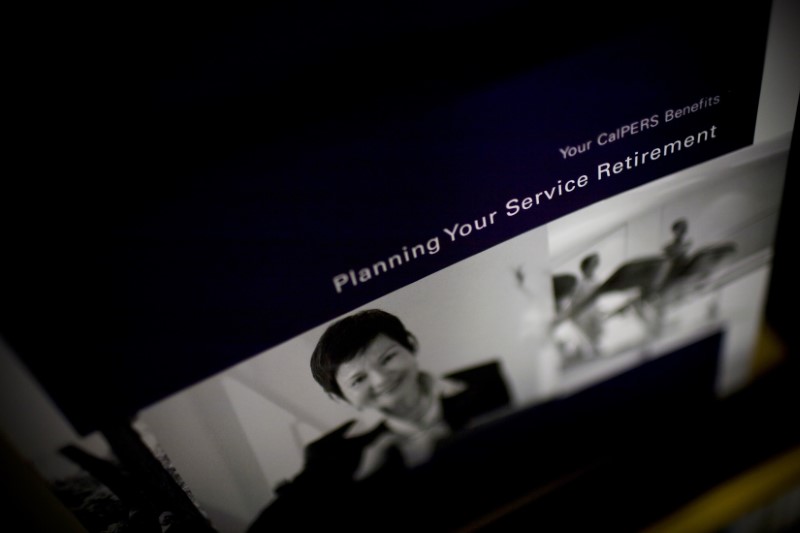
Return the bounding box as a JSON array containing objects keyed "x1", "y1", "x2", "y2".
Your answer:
[{"x1": 248, "y1": 309, "x2": 511, "y2": 531}]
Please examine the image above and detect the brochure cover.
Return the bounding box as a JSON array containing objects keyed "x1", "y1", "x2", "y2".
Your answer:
[{"x1": 1, "y1": 1, "x2": 797, "y2": 531}]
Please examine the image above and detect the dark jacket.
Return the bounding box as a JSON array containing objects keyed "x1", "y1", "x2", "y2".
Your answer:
[{"x1": 247, "y1": 360, "x2": 511, "y2": 532}]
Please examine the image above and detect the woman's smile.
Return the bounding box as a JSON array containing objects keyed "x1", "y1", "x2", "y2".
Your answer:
[{"x1": 335, "y1": 334, "x2": 422, "y2": 417}]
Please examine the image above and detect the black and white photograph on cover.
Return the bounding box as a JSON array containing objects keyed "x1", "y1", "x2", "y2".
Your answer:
[
  {"x1": 124, "y1": 225, "x2": 558, "y2": 533},
  {"x1": 545, "y1": 134, "x2": 790, "y2": 397}
]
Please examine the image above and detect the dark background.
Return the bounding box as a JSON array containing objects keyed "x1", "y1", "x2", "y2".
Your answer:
[
  {"x1": 0, "y1": 0, "x2": 778, "y2": 435},
  {"x1": 2, "y1": 2, "x2": 798, "y2": 532}
]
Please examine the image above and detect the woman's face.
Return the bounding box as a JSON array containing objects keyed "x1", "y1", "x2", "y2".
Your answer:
[{"x1": 335, "y1": 333, "x2": 421, "y2": 418}]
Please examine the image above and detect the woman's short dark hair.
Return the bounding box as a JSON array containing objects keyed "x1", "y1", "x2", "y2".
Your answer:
[{"x1": 310, "y1": 309, "x2": 417, "y2": 400}]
